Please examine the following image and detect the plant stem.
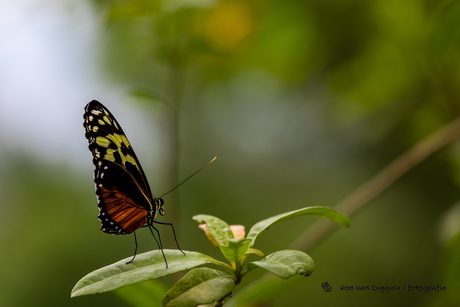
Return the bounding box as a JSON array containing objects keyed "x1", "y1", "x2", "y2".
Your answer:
[
  {"x1": 228, "y1": 116, "x2": 460, "y2": 307},
  {"x1": 213, "y1": 291, "x2": 233, "y2": 307},
  {"x1": 290, "y1": 115, "x2": 460, "y2": 252},
  {"x1": 163, "y1": 55, "x2": 186, "y2": 230}
]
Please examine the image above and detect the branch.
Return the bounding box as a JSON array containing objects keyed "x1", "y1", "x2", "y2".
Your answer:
[{"x1": 291, "y1": 115, "x2": 460, "y2": 252}]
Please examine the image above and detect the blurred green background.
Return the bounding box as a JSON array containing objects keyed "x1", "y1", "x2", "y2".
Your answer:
[{"x1": 1, "y1": 0, "x2": 460, "y2": 306}]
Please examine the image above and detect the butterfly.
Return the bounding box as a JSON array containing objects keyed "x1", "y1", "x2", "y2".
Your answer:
[{"x1": 83, "y1": 100, "x2": 181, "y2": 265}]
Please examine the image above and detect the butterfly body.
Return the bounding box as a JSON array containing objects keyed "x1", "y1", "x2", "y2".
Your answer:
[{"x1": 83, "y1": 100, "x2": 164, "y2": 235}]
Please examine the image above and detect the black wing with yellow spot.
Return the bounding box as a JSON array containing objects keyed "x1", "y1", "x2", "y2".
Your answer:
[{"x1": 83, "y1": 100, "x2": 155, "y2": 235}]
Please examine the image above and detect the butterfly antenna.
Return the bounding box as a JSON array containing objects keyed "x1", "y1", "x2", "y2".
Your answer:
[{"x1": 159, "y1": 157, "x2": 216, "y2": 198}]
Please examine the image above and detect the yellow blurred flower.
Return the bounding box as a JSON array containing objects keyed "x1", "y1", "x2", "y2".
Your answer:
[{"x1": 202, "y1": 2, "x2": 253, "y2": 50}]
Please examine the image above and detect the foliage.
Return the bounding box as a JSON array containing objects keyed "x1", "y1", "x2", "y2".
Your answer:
[
  {"x1": 3, "y1": 0, "x2": 460, "y2": 306},
  {"x1": 72, "y1": 207, "x2": 350, "y2": 306}
]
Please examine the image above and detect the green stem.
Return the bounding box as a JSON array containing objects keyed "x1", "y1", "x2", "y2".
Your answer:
[
  {"x1": 229, "y1": 115, "x2": 460, "y2": 307},
  {"x1": 163, "y1": 53, "x2": 186, "y2": 230},
  {"x1": 291, "y1": 114, "x2": 460, "y2": 252},
  {"x1": 213, "y1": 291, "x2": 233, "y2": 307}
]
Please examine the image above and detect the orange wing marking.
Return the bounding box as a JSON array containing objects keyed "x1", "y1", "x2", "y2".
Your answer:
[{"x1": 100, "y1": 186, "x2": 148, "y2": 233}]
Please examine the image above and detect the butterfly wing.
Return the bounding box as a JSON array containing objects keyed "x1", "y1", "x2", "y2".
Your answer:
[
  {"x1": 95, "y1": 161, "x2": 150, "y2": 234},
  {"x1": 83, "y1": 100, "x2": 155, "y2": 234},
  {"x1": 83, "y1": 100, "x2": 154, "y2": 199}
]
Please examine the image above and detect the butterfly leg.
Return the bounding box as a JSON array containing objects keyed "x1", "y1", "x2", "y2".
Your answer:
[
  {"x1": 153, "y1": 221, "x2": 186, "y2": 255},
  {"x1": 126, "y1": 231, "x2": 138, "y2": 264},
  {"x1": 148, "y1": 225, "x2": 168, "y2": 268}
]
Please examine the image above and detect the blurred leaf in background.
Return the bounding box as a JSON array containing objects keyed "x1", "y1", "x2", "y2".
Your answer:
[{"x1": 2, "y1": 0, "x2": 460, "y2": 306}]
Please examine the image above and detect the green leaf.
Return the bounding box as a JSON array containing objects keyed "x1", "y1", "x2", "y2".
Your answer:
[
  {"x1": 219, "y1": 238, "x2": 251, "y2": 264},
  {"x1": 114, "y1": 280, "x2": 168, "y2": 307},
  {"x1": 247, "y1": 250, "x2": 314, "y2": 279},
  {"x1": 246, "y1": 248, "x2": 264, "y2": 257},
  {"x1": 193, "y1": 215, "x2": 234, "y2": 247},
  {"x1": 246, "y1": 206, "x2": 351, "y2": 247},
  {"x1": 235, "y1": 239, "x2": 252, "y2": 260},
  {"x1": 162, "y1": 267, "x2": 236, "y2": 307},
  {"x1": 71, "y1": 250, "x2": 230, "y2": 297}
]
